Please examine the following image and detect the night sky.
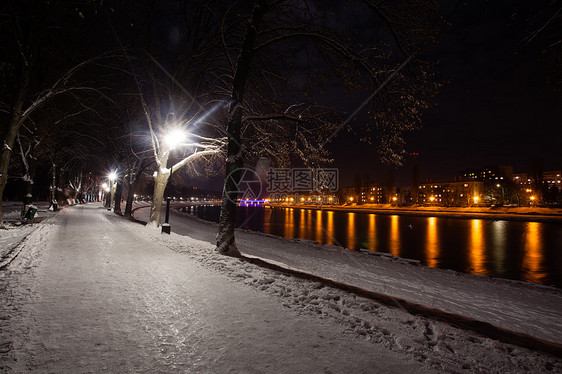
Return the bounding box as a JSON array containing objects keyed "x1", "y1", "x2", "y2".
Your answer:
[
  {"x1": 3, "y1": 1, "x2": 560, "y2": 194},
  {"x1": 331, "y1": 0, "x2": 561, "y2": 187},
  {"x1": 190, "y1": 1, "x2": 561, "y2": 191}
]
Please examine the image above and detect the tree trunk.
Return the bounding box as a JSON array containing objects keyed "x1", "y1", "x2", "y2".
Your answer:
[
  {"x1": 124, "y1": 176, "x2": 136, "y2": 217},
  {"x1": 149, "y1": 166, "x2": 170, "y2": 226},
  {"x1": 56, "y1": 168, "x2": 65, "y2": 204},
  {"x1": 216, "y1": 0, "x2": 266, "y2": 256},
  {"x1": 113, "y1": 177, "x2": 124, "y2": 214},
  {"x1": 124, "y1": 157, "x2": 145, "y2": 217},
  {"x1": 0, "y1": 64, "x2": 31, "y2": 225}
]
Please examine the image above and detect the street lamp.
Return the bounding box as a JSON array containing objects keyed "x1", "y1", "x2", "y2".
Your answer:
[
  {"x1": 496, "y1": 184, "x2": 504, "y2": 205},
  {"x1": 164, "y1": 128, "x2": 187, "y2": 150},
  {"x1": 107, "y1": 171, "x2": 117, "y2": 210},
  {"x1": 162, "y1": 128, "x2": 188, "y2": 234}
]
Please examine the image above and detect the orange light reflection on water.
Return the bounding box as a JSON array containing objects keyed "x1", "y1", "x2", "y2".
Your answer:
[
  {"x1": 325, "y1": 211, "x2": 335, "y2": 245},
  {"x1": 347, "y1": 213, "x2": 356, "y2": 250},
  {"x1": 284, "y1": 208, "x2": 295, "y2": 238},
  {"x1": 368, "y1": 214, "x2": 376, "y2": 251},
  {"x1": 298, "y1": 209, "x2": 306, "y2": 239},
  {"x1": 315, "y1": 210, "x2": 323, "y2": 243},
  {"x1": 305, "y1": 209, "x2": 313, "y2": 239},
  {"x1": 490, "y1": 221, "x2": 506, "y2": 274},
  {"x1": 389, "y1": 215, "x2": 400, "y2": 256},
  {"x1": 469, "y1": 220, "x2": 486, "y2": 275},
  {"x1": 521, "y1": 222, "x2": 544, "y2": 284},
  {"x1": 263, "y1": 207, "x2": 272, "y2": 235},
  {"x1": 426, "y1": 217, "x2": 438, "y2": 267}
]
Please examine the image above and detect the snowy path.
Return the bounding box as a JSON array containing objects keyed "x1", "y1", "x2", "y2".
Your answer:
[
  {"x1": 0, "y1": 204, "x2": 438, "y2": 373},
  {"x1": 135, "y1": 203, "x2": 562, "y2": 347}
]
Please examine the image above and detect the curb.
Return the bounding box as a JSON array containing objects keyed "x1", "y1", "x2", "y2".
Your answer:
[{"x1": 240, "y1": 253, "x2": 562, "y2": 358}]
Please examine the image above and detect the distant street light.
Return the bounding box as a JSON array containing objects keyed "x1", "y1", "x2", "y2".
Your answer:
[{"x1": 108, "y1": 172, "x2": 117, "y2": 182}]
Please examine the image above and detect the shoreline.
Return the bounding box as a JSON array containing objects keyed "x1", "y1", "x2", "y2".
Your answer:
[{"x1": 265, "y1": 204, "x2": 562, "y2": 223}]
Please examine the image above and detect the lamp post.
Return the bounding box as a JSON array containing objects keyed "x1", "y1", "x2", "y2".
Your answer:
[
  {"x1": 108, "y1": 171, "x2": 117, "y2": 210},
  {"x1": 161, "y1": 128, "x2": 187, "y2": 234},
  {"x1": 102, "y1": 183, "x2": 109, "y2": 208}
]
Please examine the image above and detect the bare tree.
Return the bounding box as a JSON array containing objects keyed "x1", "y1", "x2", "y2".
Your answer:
[
  {"x1": 0, "y1": 1, "x2": 118, "y2": 224},
  {"x1": 212, "y1": 0, "x2": 441, "y2": 255}
]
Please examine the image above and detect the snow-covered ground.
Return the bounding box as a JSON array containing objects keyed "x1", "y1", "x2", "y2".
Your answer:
[
  {"x1": 0, "y1": 202, "x2": 55, "y2": 264},
  {"x1": 0, "y1": 203, "x2": 560, "y2": 373},
  {"x1": 133, "y1": 202, "x2": 562, "y2": 346}
]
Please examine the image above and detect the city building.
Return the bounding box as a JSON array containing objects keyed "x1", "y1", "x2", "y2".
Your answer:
[
  {"x1": 418, "y1": 180, "x2": 484, "y2": 206},
  {"x1": 339, "y1": 185, "x2": 386, "y2": 204},
  {"x1": 543, "y1": 171, "x2": 562, "y2": 191},
  {"x1": 461, "y1": 165, "x2": 513, "y2": 181}
]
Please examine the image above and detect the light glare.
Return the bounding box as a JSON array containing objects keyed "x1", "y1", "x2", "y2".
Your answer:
[{"x1": 164, "y1": 128, "x2": 187, "y2": 149}]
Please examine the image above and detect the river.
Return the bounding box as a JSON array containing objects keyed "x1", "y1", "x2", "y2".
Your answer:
[{"x1": 182, "y1": 205, "x2": 562, "y2": 288}]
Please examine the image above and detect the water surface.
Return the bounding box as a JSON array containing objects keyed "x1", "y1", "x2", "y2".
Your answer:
[{"x1": 183, "y1": 205, "x2": 562, "y2": 288}]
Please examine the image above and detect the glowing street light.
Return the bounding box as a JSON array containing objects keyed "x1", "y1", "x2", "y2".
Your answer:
[
  {"x1": 161, "y1": 128, "x2": 189, "y2": 234},
  {"x1": 473, "y1": 196, "x2": 479, "y2": 204},
  {"x1": 429, "y1": 196, "x2": 435, "y2": 202},
  {"x1": 164, "y1": 128, "x2": 187, "y2": 150},
  {"x1": 107, "y1": 171, "x2": 117, "y2": 210}
]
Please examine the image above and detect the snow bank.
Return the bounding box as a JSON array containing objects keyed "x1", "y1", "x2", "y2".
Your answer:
[{"x1": 128, "y1": 211, "x2": 562, "y2": 372}]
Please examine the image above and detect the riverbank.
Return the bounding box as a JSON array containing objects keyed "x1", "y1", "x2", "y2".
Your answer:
[
  {"x1": 130, "y1": 203, "x2": 562, "y2": 356},
  {"x1": 266, "y1": 203, "x2": 562, "y2": 223}
]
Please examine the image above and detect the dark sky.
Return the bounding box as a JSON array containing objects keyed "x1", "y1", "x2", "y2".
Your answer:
[
  {"x1": 330, "y1": 0, "x2": 561, "y2": 187},
  {"x1": 185, "y1": 1, "x2": 561, "y2": 192}
]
